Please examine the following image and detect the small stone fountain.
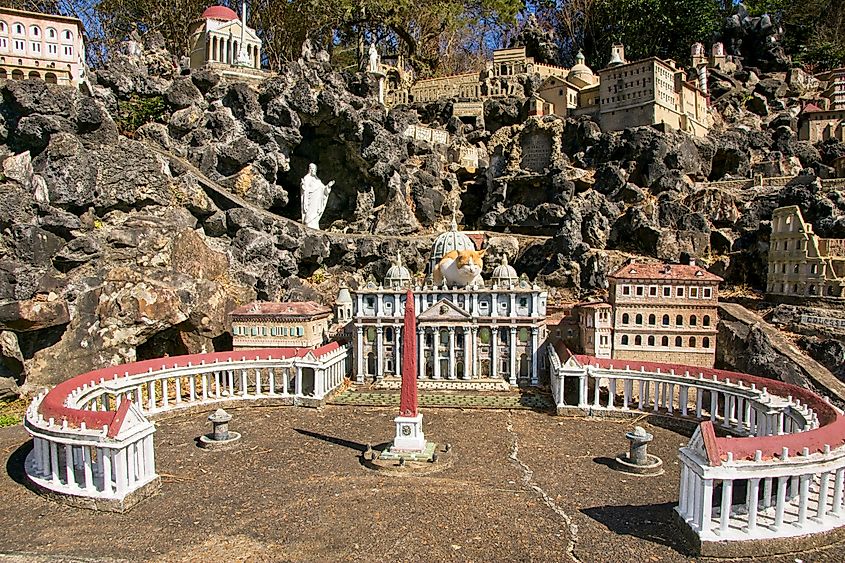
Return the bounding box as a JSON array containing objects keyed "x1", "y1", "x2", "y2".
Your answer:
[
  {"x1": 614, "y1": 426, "x2": 663, "y2": 475},
  {"x1": 199, "y1": 408, "x2": 242, "y2": 449}
]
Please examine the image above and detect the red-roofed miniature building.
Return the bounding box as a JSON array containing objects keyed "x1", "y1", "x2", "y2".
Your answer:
[
  {"x1": 606, "y1": 259, "x2": 722, "y2": 367},
  {"x1": 188, "y1": 3, "x2": 262, "y2": 72},
  {"x1": 230, "y1": 301, "x2": 332, "y2": 350}
]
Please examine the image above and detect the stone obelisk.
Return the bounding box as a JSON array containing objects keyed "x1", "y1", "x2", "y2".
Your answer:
[{"x1": 391, "y1": 289, "x2": 425, "y2": 451}]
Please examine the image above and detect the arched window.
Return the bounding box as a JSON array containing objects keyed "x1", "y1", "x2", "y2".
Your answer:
[
  {"x1": 635, "y1": 314, "x2": 643, "y2": 325},
  {"x1": 675, "y1": 336, "x2": 683, "y2": 347},
  {"x1": 703, "y1": 315, "x2": 710, "y2": 327},
  {"x1": 622, "y1": 313, "x2": 629, "y2": 324},
  {"x1": 634, "y1": 335, "x2": 642, "y2": 346},
  {"x1": 690, "y1": 315, "x2": 697, "y2": 327},
  {"x1": 648, "y1": 314, "x2": 656, "y2": 325},
  {"x1": 12, "y1": 23, "x2": 24, "y2": 36},
  {"x1": 676, "y1": 314, "x2": 683, "y2": 326},
  {"x1": 62, "y1": 29, "x2": 73, "y2": 41},
  {"x1": 647, "y1": 335, "x2": 655, "y2": 346},
  {"x1": 47, "y1": 27, "x2": 56, "y2": 39},
  {"x1": 662, "y1": 314, "x2": 670, "y2": 326},
  {"x1": 0, "y1": 22, "x2": 7, "y2": 34},
  {"x1": 689, "y1": 336, "x2": 696, "y2": 347},
  {"x1": 29, "y1": 25, "x2": 40, "y2": 37},
  {"x1": 28, "y1": 70, "x2": 39, "y2": 79},
  {"x1": 703, "y1": 337, "x2": 710, "y2": 348},
  {"x1": 11, "y1": 68, "x2": 23, "y2": 80},
  {"x1": 621, "y1": 335, "x2": 629, "y2": 345},
  {"x1": 384, "y1": 327, "x2": 394, "y2": 342},
  {"x1": 661, "y1": 335, "x2": 669, "y2": 346}
]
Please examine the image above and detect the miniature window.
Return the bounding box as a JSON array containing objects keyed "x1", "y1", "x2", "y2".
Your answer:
[
  {"x1": 703, "y1": 288, "x2": 712, "y2": 298},
  {"x1": 251, "y1": 327, "x2": 257, "y2": 336},
  {"x1": 479, "y1": 328, "x2": 490, "y2": 344},
  {"x1": 662, "y1": 336, "x2": 669, "y2": 346},
  {"x1": 662, "y1": 314, "x2": 669, "y2": 326},
  {"x1": 663, "y1": 286, "x2": 671, "y2": 297},
  {"x1": 636, "y1": 286, "x2": 644, "y2": 296},
  {"x1": 634, "y1": 335, "x2": 642, "y2": 346},
  {"x1": 690, "y1": 287, "x2": 699, "y2": 298},
  {"x1": 793, "y1": 264, "x2": 799, "y2": 274},
  {"x1": 519, "y1": 297, "x2": 528, "y2": 308},
  {"x1": 47, "y1": 43, "x2": 56, "y2": 55},
  {"x1": 440, "y1": 330, "x2": 449, "y2": 345},
  {"x1": 47, "y1": 27, "x2": 56, "y2": 39},
  {"x1": 647, "y1": 335, "x2": 655, "y2": 346},
  {"x1": 260, "y1": 327, "x2": 266, "y2": 336},
  {"x1": 29, "y1": 25, "x2": 40, "y2": 37},
  {"x1": 0, "y1": 22, "x2": 6, "y2": 34},
  {"x1": 689, "y1": 336, "x2": 697, "y2": 347},
  {"x1": 621, "y1": 335, "x2": 629, "y2": 345},
  {"x1": 649, "y1": 286, "x2": 657, "y2": 296},
  {"x1": 366, "y1": 327, "x2": 375, "y2": 342},
  {"x1": 600, "y1": 335, "x2": 608, "y2": 346},
  {"x1": 622, "y1": 286, "x2": 631, "y2": 296},
  {"x1": 676, "y1": 287, "x2": 684, "y2": 297},
  {"x1": 500, "y1": 329, "x2": 508, "y2": 344},
  {"x1": 635, "y1": 313, "x2": 643, "y2": 325},
  {"x1": 30, "y1": 41, "x2": 40, "y2": 53},
  {"x1": 811, "y1": 264, "x2": 819, "y2": 274},
  {"x1": 63, "y1": 45, "x2": 72, "y2": 56},
  {"x1": 365, "y1": 297, "x2": 375, "y2": 308},
  {"x1": 690, "y1": 315, "x2": 697, "y2": 327},
  {"x1": 648, "y1": 314, "x2": 656, "y2": 325},
  {"x1": 703, "y1": 337, "x2": 710, "y2": 348},
  {"x1": 783, "y1": 240, "x2": 789, "y2": 250},
  {"x1": 793, "y1": 283, "x2": 799, "y2": 293},
  {"x1": 675, "y1": 336, "x2": 683, "y2": 347},
  {"x1": 622, "y1": 313, "x2": 629, "y2": 324},
  {"x1": 0, "y1": 38, "x2": 5, "y2": 49},
  {"x1": 519, "y1": 328, "x2": 529, "y2": 342},
  {"x1": 12, "y1": 23, "x2": 23, "y2": 35},
  {"x1": 13, "y1": 39, "x2": 23, "y2": 51},
  {"x1": 385, "y1": 327, "x2": 394, "y2": 341},
  {"x1": 62, "y1": 29, "x2": 73, "y2": 41},
  {"x1": 299, "y1": 327, "x2": 304, "y2": 336}
]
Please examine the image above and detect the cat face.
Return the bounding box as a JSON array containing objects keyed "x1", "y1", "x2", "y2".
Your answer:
[{"x1": 452, "y1": 249, "x2": 485, "y2": 276}]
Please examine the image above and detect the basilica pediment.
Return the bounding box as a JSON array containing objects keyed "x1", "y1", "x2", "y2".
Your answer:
[{"x1": 418, "y1": 299, "x2": 472, "y2": 322}]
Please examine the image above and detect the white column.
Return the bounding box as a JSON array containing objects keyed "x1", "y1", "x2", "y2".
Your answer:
[
  {"x1": 82, "y1": 446, "x2": 94, "y2": 492},
  {"x1": 282, "y1": 367, "x2": 289, "y2": 395},
  {"x1": 417, "y1": 327, "x2": 424, "y2": 379},
  {"x1": 774, "y1": 476, "x2": 788, "y2": 529},
  {"x1": 719, "y1": 479, "x2": 733, "y2": 534},
  {"x1": 241, "y1": 370, "x2": 248, "y2": 397},
  {"x1": 189, "y1": 375, "x2": 196, "y2": 401},
  {"x1": 638, "y1": 380, "x2": 645, "y2": 410},
  {"x1": 433, "y1": 329, "x2": 441, "y2": 379},
  {"x1": 356, "y1": 327, "x2": 364, "y2": 383},
  {"x1": 161, "y1": 378, "x2": 169, "y2": 409},
  {"x1": 175, "y1": 376, "x2": 182, "y2": 404},
  {"x1": 695, "y1": 388, "x2": 703, "y2": 418},
  {"x1": 255, "y1": 369, "x2": 262, "y2": 396},
  {"x1": 762, "y1": 477, "x2": 773, "y2": 509},
  {"x1": 471, "y1": 326, "x2": 478, "y2": 378},
  {"x1": 227, "y1": 370, "x2": 234, "y2": 396},
  {"x1": 491, "y1": 328, "x2": 498, "y2": 379},
  {"x1": 463, "y1": 327, "x2": 470, "y2": 379},
  {"x1": 144, "y1": 435, "x2": 155, "y2": 477},
  {"x1": 50, "y1": 442, "x2": 59, "y2": 483},
  {"x1": 833, "y1": 468, "x2": 844, "y2": 516},
  {"x1": 295, "y1": 366, "x2": 302, "y2": 397},
  {"x1": 113, "y1": 448, "x2": 128, "y2": 496},
  {"x1": 376, "y1": 326, "x2": 384, "y2": 378},
  {"x1": 700, "y1": 479, "x2": 714, "y2": 533},
  {"x1": 798, "y1": 474, "x2": 810, "y2": 526},
  {"x1": 448, "y1": 327, "x2": 456, "y2": 380},
  {"x1": 530, "y1": 327, "x2": 539, "y2": 385},
  {"x1": 818, "y1": 471, "x2": 831, "y2": 519},
  {"x1": 509, "y1": 327, "x2": 517, "y2": 385},
  {"x1": 710, "y1": 390, "x2": 718, "y2": 422},
  {"x1": 679, "y1": 465, "x2": 690, "y2": 517},
  {"x1": 64, "y1": 444, "x2": 74, "y2": 487},
  {"x1": 395, "y1": 326, "x2": 402, "y2": 377},
  {"x1": 747, "y1": 478, "x2": 759, "y2": 532},
  {"x1": 102, "y1": 447, "x2": 112, "y2": 493}
]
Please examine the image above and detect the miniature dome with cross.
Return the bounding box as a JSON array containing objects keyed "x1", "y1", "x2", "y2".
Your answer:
[
  {"x1": 384, "y1": 252, "x2": 412, "y2": 288},
  {"x1": 491, "y1": 255, "x2": 519, "y2": 288}
]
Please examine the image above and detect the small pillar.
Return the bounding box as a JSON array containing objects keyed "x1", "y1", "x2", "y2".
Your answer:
[{"x1": 199, "y1": 408, "x2": 241, "y2": 449}]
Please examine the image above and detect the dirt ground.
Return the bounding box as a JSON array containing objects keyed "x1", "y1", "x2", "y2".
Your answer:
[{"x1": 1, "y1": 405, "x2": 844, "y2": 562}]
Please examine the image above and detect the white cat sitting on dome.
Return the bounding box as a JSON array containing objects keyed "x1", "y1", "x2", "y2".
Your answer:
[{"x1": 432, "y1": 249, "x2": 486, "y2": 287}]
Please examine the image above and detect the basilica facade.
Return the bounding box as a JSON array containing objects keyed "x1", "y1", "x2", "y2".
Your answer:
[{"x1": 346, "y1": 227, "x2": 548, "y2": 386}]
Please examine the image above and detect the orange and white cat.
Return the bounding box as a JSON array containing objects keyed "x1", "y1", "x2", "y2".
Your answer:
[{"x1": 433, "y1": 249, "x2": 486, "y2": 287}]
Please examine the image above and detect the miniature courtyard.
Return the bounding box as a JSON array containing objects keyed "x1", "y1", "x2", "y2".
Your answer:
[{"x1": 0, "y1": 404, "x2": 843, "y2": 562}]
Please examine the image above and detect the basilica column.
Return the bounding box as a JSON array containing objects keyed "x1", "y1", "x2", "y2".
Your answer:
[
  {"x1": 509, "y1": 327, "x2": 517, "y2": 385},
  {"x1": 376, "y1": 326, "x2": 384, "y2": 379},
  {"x1": 463, "y1": 327, "x2": 471, "y2": 379},
  {"x1": 470, "y1": 326, "x2": 478, "y2": 378},
  {"x1": 448, "y1": 326, "x2": 456, "y2": 380},
  {"x1": 356, "y1": 327, "x2": 364, "y2": 383},
  {"x1": 491, "y1": 326, "x2": 498, "y2": 379},
  {"x1": 530, "y1": 327, "x2": 539, "y2": 385},
  {"x1": 433, "y1": 330, "x2": 441, "y2": 379},
  {"x1": 417, "y1": 327, "x2": 425, "y2": 379},
  {"x1": 395, "y1": 325, "x2": 402, "y2": 377}
]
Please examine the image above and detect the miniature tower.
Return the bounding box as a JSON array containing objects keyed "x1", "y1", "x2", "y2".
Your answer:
[
  {"x1": 236, "y1": 0, "x2": 252, "y2": 66},
  {"x1": 391, "y1": 289, "x2": 425, "y2": 451}
]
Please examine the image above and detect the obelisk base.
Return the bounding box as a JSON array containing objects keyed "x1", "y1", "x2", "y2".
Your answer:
[{"x1": 390, "y1": 413, "x2": 426, "y2": 452}]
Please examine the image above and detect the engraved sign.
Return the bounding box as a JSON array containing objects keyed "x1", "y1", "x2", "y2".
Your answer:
[
  {"x1": 453, "y1": 101, "x2": 484, "y2": 118},
  {"x1": 520, "y1": 133, "x2": 552, "y2": 172},
  {"x1": 800, "y1": 314, "x2": 845, "y2": 329}
]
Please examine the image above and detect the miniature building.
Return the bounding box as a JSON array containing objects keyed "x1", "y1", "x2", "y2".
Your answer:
[
  {"x1": 798, "y1": 103, "x2": 845, "y2": 143},
  {"x1": 597, "y1": 44, "x2": 710, "y2": 137},
  {"x1": 230, "y1": 301, "x2": 332, "y2": 350},
  {"x1": 348, "y1": 231, "x2": 548, "y2": 385},
  {"x1": 188, "y1": 3, "x2": 261, "y2": 72},
  {"x1": 428, "y1": 218, "x2": 477, "y2": 275},
  {"x1": 576, "y1": 302, "x2": 613, "y2": 359},
  {"x1": 606, "y1": 260, "x2": 722, "y2": 367},
  {"x1": 767, "y1": 206, "x2": 845, "y2": 298},
  {"x1": 0, "y1": 7, "x2": 86, "y2": 86}
]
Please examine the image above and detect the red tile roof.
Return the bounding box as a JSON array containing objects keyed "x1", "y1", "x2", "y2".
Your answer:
[
  {"x1": 608, "y1": 262, "x2": 723, "y2": 282},
  {"x1": 231, "y1": 301, "x2": 331, "y2": 318},
  {"x1": 802, "y1": 103, "x2": 823, "y2": 114},
  {"x1": 202, "y1": 5, "x2": 238, "y2": 20}
]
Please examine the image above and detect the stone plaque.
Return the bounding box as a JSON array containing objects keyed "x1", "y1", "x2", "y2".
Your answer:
[
  {"x1": 431, "y1": 130, "x2": 449, "y2": 145},
  {"x1": 800, "y1": 314, "x2": 845, "y2": 329},
  {"x1": 520, "y1": 133, "x2": 552, "y2": 172},
  {"x1": 453, "y1": 101, "x2": 484, "y2": 118}
]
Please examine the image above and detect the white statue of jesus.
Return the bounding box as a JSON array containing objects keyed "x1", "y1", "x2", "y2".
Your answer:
[{"x1": 301, "y1": 163, "x2": 335, "y2": 229}]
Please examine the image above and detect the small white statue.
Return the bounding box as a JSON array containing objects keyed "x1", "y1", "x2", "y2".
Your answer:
[
  {"x1": 368, "y1": 42, "x2": 380, "y2": 73},
  {"x1": 300, "y1": 163, "x2": 335, "y2": 230}
]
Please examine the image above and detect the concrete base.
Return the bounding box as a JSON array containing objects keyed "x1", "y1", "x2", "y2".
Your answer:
[
  {"x1": 27, "y1": 473, "x2": 161, "y2": 513},
  {"x1": 392, "y1": 413, "x2": 426, "y2": 452},
  {"x1": 198, "y1": 431, "x2": 242, "y2": 450},
  {"x1": 363, "y1": 442, "x2": 453, "y2": 475},
  {"x1": 613, "y1": 452, "x2": 664, "y2": 476}
]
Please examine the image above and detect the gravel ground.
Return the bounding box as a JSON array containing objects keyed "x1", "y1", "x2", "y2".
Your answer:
[{"x1": 0, "y1": 406, "x2": 843, "y2": 562}]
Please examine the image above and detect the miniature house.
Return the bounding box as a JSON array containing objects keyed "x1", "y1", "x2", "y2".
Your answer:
[{"x1": 230, "y1": 301, "x2": 332, "y2": 350}]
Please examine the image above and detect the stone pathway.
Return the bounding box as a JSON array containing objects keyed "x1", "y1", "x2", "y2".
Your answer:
[{"x1": 328, "y1": 389, "x2": 554, "y2": 410}]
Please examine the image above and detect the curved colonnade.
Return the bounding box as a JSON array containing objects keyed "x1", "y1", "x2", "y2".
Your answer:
[
  {"x1": 549, "y1": 346, "x2": 845, "y2": 556},
  {"x1": 23, "y1": 343, "x2": 348, "y2": 511}
]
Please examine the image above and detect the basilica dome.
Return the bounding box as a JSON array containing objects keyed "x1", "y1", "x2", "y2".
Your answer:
[
  {"x1": 385, "y1": 253, "x2": 412, "y2": 288},
  {"x1": 491, "y1": 255, "x2": 519, "y2": 287},
  {"x1": 428, "y1": 217, "x2": 476, "y2": 274},
  {"x1": 568, "y1": 51, "x2": 594, "y2": 82}
]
